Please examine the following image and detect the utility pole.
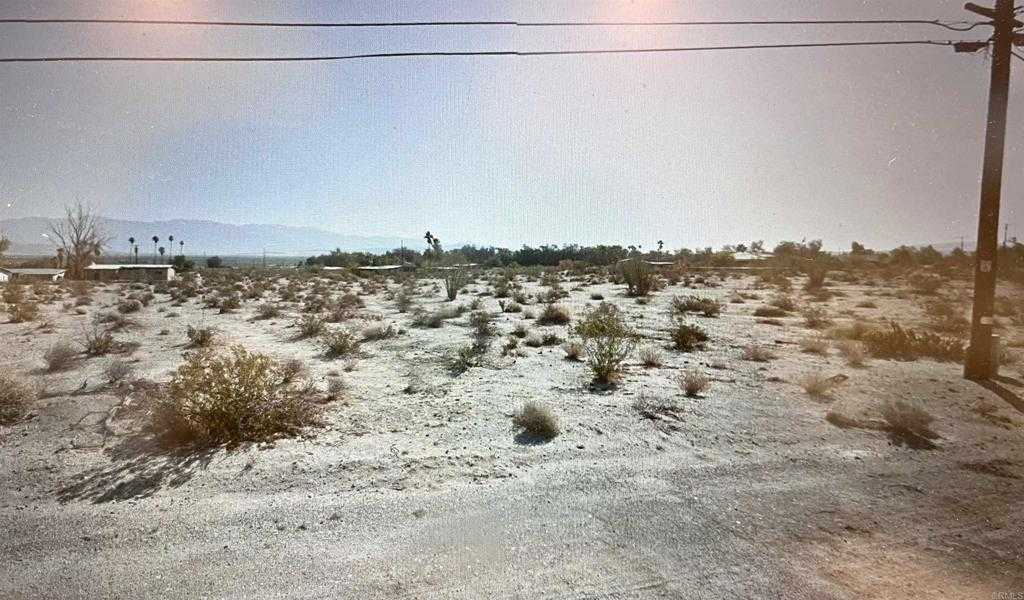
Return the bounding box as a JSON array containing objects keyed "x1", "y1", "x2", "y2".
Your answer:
[{"x1": 964, "y1": 0, "x2": 1019, "y2": 379}]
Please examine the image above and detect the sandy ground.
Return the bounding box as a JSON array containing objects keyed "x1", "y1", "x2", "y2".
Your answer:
[{"x1": 2, "y1": 270, "x2": 1023, "y2": 599}]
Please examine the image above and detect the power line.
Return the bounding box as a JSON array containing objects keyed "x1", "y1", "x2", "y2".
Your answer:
[
  {"x1": 0, "y1": 17, "x2": 986, "y2": 31},
  {"x1": 0, "y1": 39, "x2": 971, "y2": 63}
]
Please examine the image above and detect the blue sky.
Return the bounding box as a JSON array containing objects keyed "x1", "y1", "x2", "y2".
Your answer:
[{"x1": 0, "y1": 0, "x2": 1022, "y2": 251}]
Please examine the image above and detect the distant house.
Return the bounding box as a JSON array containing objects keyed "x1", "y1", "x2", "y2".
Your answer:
[
  {"x1": 83, "y1": 264, "x2": 175, "y2": 282},
  {"x1": 0, "y1": 268, "x2": 66, "y2": 283}
]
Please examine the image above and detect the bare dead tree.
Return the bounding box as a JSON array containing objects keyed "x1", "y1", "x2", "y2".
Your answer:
[{"x1": 48, "y1": 202, "x2": 110, "y2": 279}]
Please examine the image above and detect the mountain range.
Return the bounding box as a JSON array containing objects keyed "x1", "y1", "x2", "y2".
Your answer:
[{"x1": 0, "y1": 217, "x2": 423, "y2": 257}]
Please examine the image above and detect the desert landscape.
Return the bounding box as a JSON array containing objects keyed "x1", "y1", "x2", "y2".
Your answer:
[
  {"x1": 2, "y1": 255, "x2": 1023, "y2": 599},
  {"x1": 4, "y1": 1, "x2": 1024, "y2": 597}
]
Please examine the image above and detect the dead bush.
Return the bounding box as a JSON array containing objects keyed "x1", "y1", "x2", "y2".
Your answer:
[
  {"x1": 296, "y1": 314, "x2": 326, "y2": 338},
  {"x1": 880, "y1": 399, "x2": 938, "y2": 443},
  {"x1": 152, "y1": 346, "x2": 321, "y2": 444},
  {"x1": 638, "y1": 345, "x2": 664, "y2": 367},
  {"x1": 799, "y1": 336, "x2": 830, "y2": 356},
  {"x1": 742, "y1": 344, "x2": 776, "y2": 362},
  {"x1": 801, "y1": 306, "x2": 832, "y2": 329},
  {"x1": 537, "y1": 303, "x2": 571, "y2": 325},
  {"x1": 255, "y1": 302, "x2": 281, "y2": 319},
  {"x1": 103, "y1": 358, "x2": 135, "y2": 384},
  {"x1": 798, "y1": 373, "x2": 847, "y2": 397},
  {"x1": 835, "y1": 340, "x2": 868, "y2": 367},
  {"x1": 671, "y1": 320, "x2": 709, "y2": 352},
  {"x1": 83, "y1": 324, "x2": 116, "y2": 356},
  {"x1": 43, "y1": 340, "x2": 78, "y2": 372},
  {"x1": 511, "y1": 401, "x2": 559, "y2": 440},
  {"x1": 678, "y1": 368, "x2": 710, "y2": 397},
  {"x1": 7, "y1": 301, "x2": 40, "y2": 323},
  {"x1": 562, "y1": 341, "x2": 584, "y2": 360},
  {"x1": 863, "y1": 322, "x2": 963, "y2": 362},
  {"x1": 362, "y1": 323, "x2": 398, "y2": 341},
  {"x1": 0, "y1": 375, "x2": 37, "y2": 424},
  {"x1": 320, "y1": 328, "x2": 360, "y2": 358},
  {"x1": 753, "y1": 306, "x2": 788, "y2": 318},
  {"x1": 186, "y1": 325, "x2": 217, "y2": 348},
  {"x1": 671, "y1": 295, "x2": 722, "y2": 318}
]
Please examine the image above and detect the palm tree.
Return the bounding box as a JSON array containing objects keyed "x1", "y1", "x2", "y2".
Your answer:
[
  {"x1": 168, "y1": 235, "x2": 174, "y2": 259},
  {"x1": 151, "y1": 236, "x2": 159, "y2": 263},
  {"x1": 128, "y1": 237, "x2": 135, "y2": 264},
  {"x1": 158, "y1": 246, "x2": 166, "y2": 262},
  {"x1": 179, "y1": 240, "x2": 184, "y2": 257}
]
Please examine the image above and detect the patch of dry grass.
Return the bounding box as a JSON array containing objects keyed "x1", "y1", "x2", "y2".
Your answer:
[{"x1": 511, "y1": 401, "x2": 559, "y2": 440}]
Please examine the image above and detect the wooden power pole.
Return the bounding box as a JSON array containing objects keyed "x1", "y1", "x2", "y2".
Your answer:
[{"x1": 964, "y1": 0, "x2": 1018, "y2": 379}]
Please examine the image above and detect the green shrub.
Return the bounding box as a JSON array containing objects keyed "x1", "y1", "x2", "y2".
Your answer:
[
  {"x1": 443, "y1": 267, "x2": 470, "y2": 301},
  {"x1": 573, "y1": 302, "x2": 637, "y2": 384},
  {"x1": 621, "y1": 260, "x2": 656, "y2": 297},
  {"x1": 153, "y1": 346, "x2": 320, "y2": 444}
]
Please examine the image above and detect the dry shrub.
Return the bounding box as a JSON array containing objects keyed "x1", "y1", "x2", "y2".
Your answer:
[
  {"x1": 103, "y1": 358, "x2": 135, "y2": 384},
  {"x1": 835, "y1": 340, "x2": 868, "y2": 367},
  {"x1": 827, "y1": 320, "x2": 872, "y2": 341},
  {"x1": 799, "y1": 336, "x2": 830, "y2": 356},
  {"x1": 638, "y1": 345, "x2": 664, "y2": 367},
  {"x1": 671, "y1": 320, "x2": 708, "y2": 352},
  {"x1": 186, "y1": 325, "x2": 217, "y2": 348},
  {"x1": 909, "y1": 273, "x2": 944, "y2": 295},
  {"x1": 255, "y1": 302, "x2": 281, "y2": 319},
  {"x1": 362, "y1": 323, "x2": 397, "y2": 341},
  {"x1": 798, "y1": 373, "x2": 847, "y2": 397},
  {"x1": 880, "y1": 399, "x2": 938, "y2": 444},
  {"x1": 537, "y1": 303, "x2": 571, "y2": 325},
  {"x1": 83, "y1": 324, "x2": 116, "y2": 356},
  {"x1": 279, "y1": 358, "x2": 307, "y2": 384},
  {"x1": 296, "y1": 314, "x2": 326, "y2": 338},
  {"x1": 511, "y1": 401, "x2": 559, "y2": 440},
  {"x1": 320, "y1": 328, "x2": 360, "y2": 358},
  {"x1": 769, "y1": 294, "x2": 797, "y2": 312},
  {"x1": 678, "y1": 368, "x2": 710, "y2": 397},
  {"x1": 0, "y1": 375, "x2": 37, "y2": 424},
  {"x1": 562, "y1": 341, "x2": 584, "y2": 361},
  {"x1": 742, "y1": 344, "x2": 776, "y2": 362},
  {"x1": 117, "y1": 298, "x2": 143, "y2": 314},
  {"x1": 753, "y1": 306, "x2": 788, "y2": 318},
  {"x1": 863, "y1": 322, "x2": 963, "y2": 362},
  {"x1": 573, "y1": 302, "x2": 637, "y2": 384},
  {"x1": 43, "y1": 340, "x2": 78, "y2": 372},
  {"x1": 802, "y1": 306, "x2": 832, "y2": 329},
  {"x1": 7, "y1": 301, "x2": 39, "y2": 323},
  {"x1": 856, "y1": 300, "x2": 878, "y2": 309},
  {"x1": 153, "y1": 346, "x2": 320, "y2": 444},
  {"x1": 671, "y1": 295, "x2": 722, "y2": 318}
]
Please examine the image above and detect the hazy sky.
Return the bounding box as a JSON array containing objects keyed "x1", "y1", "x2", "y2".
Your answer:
[{"x1": 1, "y1": 0, "x2": 1022, "y2": 251}]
